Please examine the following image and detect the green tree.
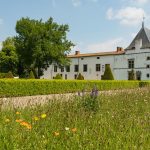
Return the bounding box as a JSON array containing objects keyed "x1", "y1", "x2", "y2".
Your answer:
[
  {"x1": 102, "y1": 64, "x2": 114, "y2": 80},
  {"x1": 0, "y1": 37, "x2": 19, "y2": 74},
  {"x1": 15, "y1": 17, "x2": 74, "y2": 78}
]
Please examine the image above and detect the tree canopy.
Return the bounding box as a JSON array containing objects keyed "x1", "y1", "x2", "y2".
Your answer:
[
  {"x1": 0, "y1": 37, "x2": 18, "y2": 74},
  {"x1": 15, "y1": 17, "x2": 74, "y2": 78}
]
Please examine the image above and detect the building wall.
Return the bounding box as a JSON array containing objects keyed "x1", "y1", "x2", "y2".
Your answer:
[{"x1": 41, "y1": 48, "x2": 150, "y2": 80}]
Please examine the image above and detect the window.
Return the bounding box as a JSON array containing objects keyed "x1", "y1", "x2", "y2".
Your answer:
[
  {"x1": 96, "y1": 64, "x2": 101, "y2": 71},
  {"x1": 61, "y1": 66, "x2": 64, "y2": 72},
  {"x1": 97, "y1": 57, "x2": 100, "y2": 59},
  {"x1": 83, "y1": 64, "x2": 88, "y2": 72},
  {"x1": 74, "y1": 65, "x2": 79, "y2": 72},
  {"x1": 81, "y1": 58, "x2": 84, "y2": 60},
  {"x1": 128, "y1": 59, "x2": 134, "y2": 69},
  {"x1": 147, "y1": 65, "x2": 150, "y2": 68},
  {"x1": 147, "y1": 56, "x2": 150, "y2": 60},
  {"x1": 147, "y1": 74, "x2": 150, "y2": 78},
  {"x1": 54, "y1": 66, "x2": 57, "y2": 72},
  {"x1": 66, "y1": 65, "x2": 70, "y2": 72},
  {"x1": 74, "y1": 74, "x2": 77, "y2": 79}
]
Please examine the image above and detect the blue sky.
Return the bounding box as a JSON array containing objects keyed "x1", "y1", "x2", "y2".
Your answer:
[{"x1": 0, "y1": 0, "x2": 150, "y2": 53}]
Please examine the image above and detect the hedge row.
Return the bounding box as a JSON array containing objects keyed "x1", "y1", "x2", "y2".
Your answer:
[{"x1": 0, "y1": 79, "x2": 150, "y2": 97}]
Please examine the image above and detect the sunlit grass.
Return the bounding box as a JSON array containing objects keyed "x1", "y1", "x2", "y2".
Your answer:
[{"x1": 0, "y1": 88, "x2": 150, "y2": 150}]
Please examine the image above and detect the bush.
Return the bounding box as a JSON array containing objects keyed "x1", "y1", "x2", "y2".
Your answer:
[
  {"x1": 0, "y1": 73, "x2": 6, "y2": 78},
  {"x1": 53, "y1": 74, "x2": 62, "y2": 79},
  {"x1": 102, "y1": 64, "x2": 114, "y2": 80},
  {"x1": 29, "y1": 70, "x2": 35, "y2": 79},
  {"x1": 77, "y1": 73, "x2": 84, "y2": 80},
  {"x1": 5, "y1": 71, "x2": 14, "y2": 78},
  {"x1": 0, "y1": 80, "x2": 149, "y2": 97},
  {"x1": 128, "y1": 69, "x2": 136, "y2": 80}
]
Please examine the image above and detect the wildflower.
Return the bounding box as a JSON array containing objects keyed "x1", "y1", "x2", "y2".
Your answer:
[
  {"x1": 20, "y1": 121, "x2": 32, "y2": 129},
  {"x1": 16, "y1": 119, "x2": 23, "y2": 123},
  {"x1": 20, "y1": 121, "x2": 29, "y2": 126},
  {"x1": 33, "y1": 116, "x2": 39, "y2": 121},
  {"x1": 16, "y1": 112, "x2": 21, "y2": 115},
  {"x1": 26, "y1": 124, "x2": 32, "y2": 130},
  {"x1": 54, "y1": 132, "x2": 60, "y2": 136},
  {"x1": 41, "y1": 114, "x2": 46, "y2": 119},
  {"x1": 65, "y1": 127, "x2": 69, "y2": 131},
  {"x1": 71, "y1": 128, "x2": 77, "y2": 133},
  {"x1": 5, "y1": 119, "x2": 10, "y2": 123}
]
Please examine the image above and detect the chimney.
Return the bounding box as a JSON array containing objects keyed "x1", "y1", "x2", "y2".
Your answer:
[
  {"x1": 117, "y1": 47, "x2": 123, "y2": 52},
  {"x1": 75, "y1": 51, "x2": 80, "y2": 55}
]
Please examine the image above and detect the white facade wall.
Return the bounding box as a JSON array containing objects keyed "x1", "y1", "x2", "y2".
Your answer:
[{"x1": 42, "y1": 48, "x2": 150, "y2": 80}]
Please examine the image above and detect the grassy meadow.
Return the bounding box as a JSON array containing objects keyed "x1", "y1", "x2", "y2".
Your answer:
[{"x1": 0, "y1": 88, "x2": 150, "y2": 150}]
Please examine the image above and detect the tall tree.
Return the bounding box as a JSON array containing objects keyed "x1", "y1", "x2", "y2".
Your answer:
[
  {"x1": 0, "y1": 37, "x2": 19, "y2": 74},
  {"x1": 15, "y1": 17, "x2": 74, "y2": 78}
]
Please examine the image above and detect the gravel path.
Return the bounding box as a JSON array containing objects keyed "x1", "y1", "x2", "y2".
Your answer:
[{"x1": 0, "y1": 87, "x2": 149, "y2": 110}]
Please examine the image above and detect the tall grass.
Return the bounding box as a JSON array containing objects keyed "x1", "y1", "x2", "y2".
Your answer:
[{"x1": 0, "y1": 88, "x2": 150, "y2": 149}]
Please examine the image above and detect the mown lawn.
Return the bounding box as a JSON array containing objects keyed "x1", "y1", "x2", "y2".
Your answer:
[{"x1": 0, "y1": 88, "x2": 150, "y2": 150}]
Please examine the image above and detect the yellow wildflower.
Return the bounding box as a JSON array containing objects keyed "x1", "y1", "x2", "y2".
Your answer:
[
  {"x1": 41, "y1": 114, "x2": 46, "y2": 119},
  {"x1": 33, "y1": 116, "x2": 39, "y2": 121},
  {"x1": 5, "y1": 119, "x2": 10, "y2": 123},
  {"x1": 16, "y1": 112, "x2": 21, "y2": 115},
  {"x1": 54, "y1": 132, "x2": 60, "y2": 136}
]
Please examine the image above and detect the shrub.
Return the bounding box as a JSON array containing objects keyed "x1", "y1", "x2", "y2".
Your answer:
[
  {"x1": 0, "y1": 73, "x2": 6, "y2": 78},
  {"x1": 54, "y1": 74, "x2": 62, "y2": 79},
  {"x1": 102, "y1": 64, "x2": 114, "y2": 80},
  {"x1": 5, "y1": 71, "x2": 14, "y2": 78},
  {"x1": 77, "y1": 73, "x2": 84, "y2": 80},
  {"x1": 29, "y1": 70, "x2": 35, "y2": 79},
  {"x1": 128, "y1": 69, "x2": 136, "y2": 80},
  {"x1": 81, "y1": 86, "x2": 99, "y2": 113},
  {"x1": 0, "y1": 80, "x2": 149, "y2": 97}
]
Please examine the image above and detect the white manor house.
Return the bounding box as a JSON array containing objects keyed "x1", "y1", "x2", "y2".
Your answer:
[{"x1": 42, "y1": 24, "x2": 150, "y2": 80}]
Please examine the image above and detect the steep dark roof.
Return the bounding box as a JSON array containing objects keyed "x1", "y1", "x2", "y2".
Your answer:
[{"x1": 126, "y1": 26, "x2": 150, "y2": 50}]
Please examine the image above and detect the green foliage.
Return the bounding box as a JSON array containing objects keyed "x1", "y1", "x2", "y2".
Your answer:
[
  {"x1": 0, "y1": 89, "x2": 149, "y2": 149},
  {"x1": 0, "y1": 80, "x2": 149, "y2": 97},
  {"x1": 77, "y1": 73, "x2": 84, "y2": 80},
  {"x1": 102, "y1": 64, "x2": 114, "y2": 80},
  {"x1": 128, "y1": 69, "x2": 136, "y2": 80},
  {"x1": 5, "y1": 71, "x2": 14, "y2": 78},
  {"x1": 0, "y1": 73, "x2": 6, "y2": 78},
  {"x1": 53, "y1": 73, "x2": 62, "y2": 79},
  {"x1": 0, "y1": 37, "x2": 19, "y2": 74},
  {"x1": 28, "y1": 70, "x2": 35, "y2": 79},
  {"x1": 15, "y1": 17, "x2": 74, "y2": 78}
]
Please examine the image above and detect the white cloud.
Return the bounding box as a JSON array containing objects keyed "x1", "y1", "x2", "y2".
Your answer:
[
  {"x1": 106, "y1": 7, "x2": 146, "y2": 26},
  {"x1": 85, "y1": 38, "x2": 126, "y2": 53},
  {"x1": 72, "y1": 0, "x2": 82, "y2": 7}
]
